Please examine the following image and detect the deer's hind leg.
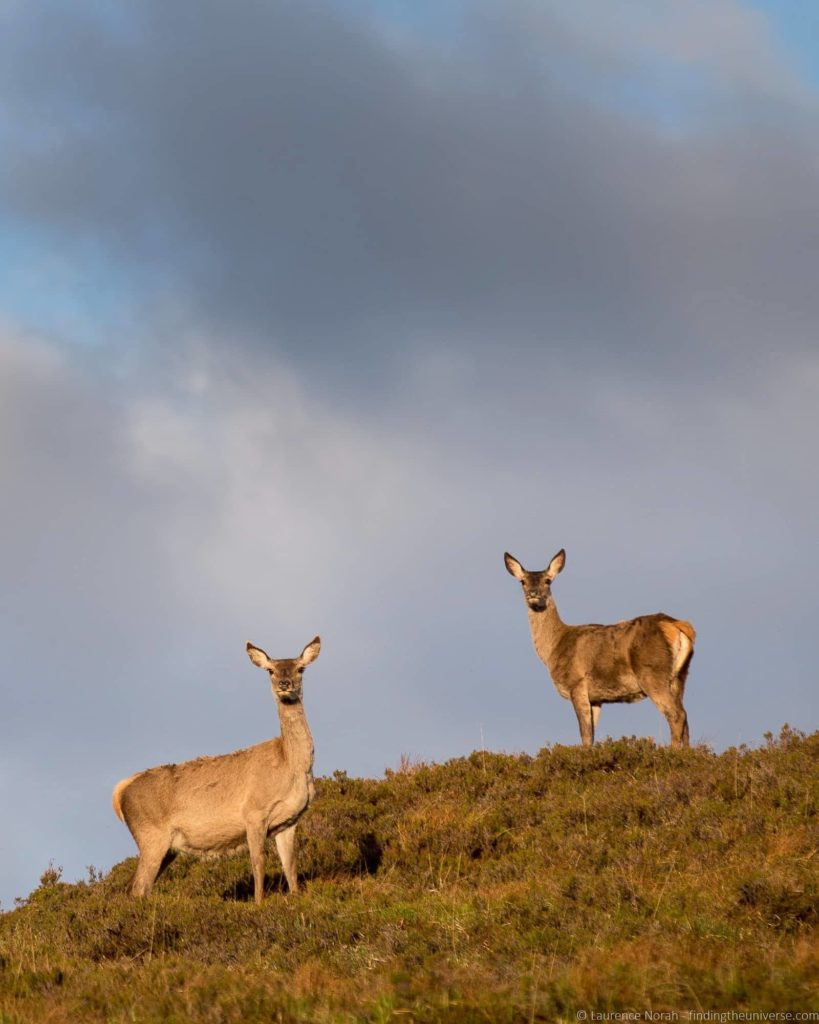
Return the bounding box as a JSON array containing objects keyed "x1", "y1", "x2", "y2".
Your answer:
[
  {"x1": 670, "y1": 663, "x2": 691, "y2": 746},
  {"x1": 649, "y1": 686, "x2": 689, "y2": 749},
  {"x1": 670, "y1": 675, "x2": 690, "y2": 746},
  {"x1": 131, "y1": 832, "x2": 172, "y2": 897}
]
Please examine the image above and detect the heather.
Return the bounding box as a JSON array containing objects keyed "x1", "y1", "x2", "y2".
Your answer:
[{"x1": 1, "y1": 728, "x2": 816, "y2": 1023}]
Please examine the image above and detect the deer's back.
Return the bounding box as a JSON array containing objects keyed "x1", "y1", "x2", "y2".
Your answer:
[
  {"x1": 118, "y1": 739, "x2": 293, "y2": 852},
  {"x1": 551, "y1": 613, "x2": 692, "y2": 701}
]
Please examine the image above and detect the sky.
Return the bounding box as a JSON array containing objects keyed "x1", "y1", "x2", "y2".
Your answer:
[{"x1": 1, "y1": 0, "x2": 818, "y2": 909}]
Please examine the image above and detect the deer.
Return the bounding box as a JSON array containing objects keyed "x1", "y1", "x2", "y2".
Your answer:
[
  {"x1": 504, "y1": 550, "x2": 695, "y2": 748},
  {"x1": 112, "y1": 636, "x2": 321, "y2": 903}
]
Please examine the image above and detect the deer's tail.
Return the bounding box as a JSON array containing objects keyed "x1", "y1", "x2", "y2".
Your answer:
[
  {"x1": 112, "y1": 774, "x2": 137, "y2": 822},
  {"x1": 659, "y1": 619, "x2": 696, "y2": 677}
]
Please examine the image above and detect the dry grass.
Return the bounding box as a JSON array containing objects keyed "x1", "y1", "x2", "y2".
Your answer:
[{"x1": 1, "y1": 727, "x2": 817, "y2": 1022}]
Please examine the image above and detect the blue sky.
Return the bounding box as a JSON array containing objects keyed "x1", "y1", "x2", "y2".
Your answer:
[
  {"x1": 752, "y1": 0, "x2": 819, "y2": 84},
  {"x1": 1, "y1": 0, "x2": 818, "y2": 910}
]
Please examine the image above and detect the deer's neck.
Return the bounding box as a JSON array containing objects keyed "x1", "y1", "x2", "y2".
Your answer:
[
  {"x1": 277, "y1": 702, "x2": 315, "y2": 776},
  {"x1": 528, "y1": 596, "x2": 567, "y2": 669}
]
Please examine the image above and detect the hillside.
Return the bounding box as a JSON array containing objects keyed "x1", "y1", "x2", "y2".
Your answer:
[{"x1": 1, "y1": 729, "x2": 817, "y2": 1023}]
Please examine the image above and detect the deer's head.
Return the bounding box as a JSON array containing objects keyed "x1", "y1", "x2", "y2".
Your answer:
[
  {"x1": 504, "y1": 549, "x2": 565, "y2": 612},
  {"x1": 246, "y1": 637, "x2": 321, "y2": 704}
]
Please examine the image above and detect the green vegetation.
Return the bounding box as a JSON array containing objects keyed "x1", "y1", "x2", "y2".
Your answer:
[{"x1": 1, "y1": 728, "x2": 817, "y2": 1022}]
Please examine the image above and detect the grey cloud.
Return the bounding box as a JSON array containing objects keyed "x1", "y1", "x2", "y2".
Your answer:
[
  {"x1": 3, "y1": 1, "x2": 818, "y2": 382},
  {"x1": 1, "y1": 1, "x2": 818, "y2": 909}
]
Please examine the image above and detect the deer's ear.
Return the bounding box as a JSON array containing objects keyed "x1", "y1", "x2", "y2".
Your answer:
[
  {"x1": 546, "y1": 549, "x2": 566, "y2": 580},
  {"x1": 504, "y1": 553, "x2": 525, "y2": 579},
  {"x1": 298, "y1": 636, "x2": 321, "y2": 667},
  {"x1": 246, "y1": 642, "x2": 273, "y2": 670}
]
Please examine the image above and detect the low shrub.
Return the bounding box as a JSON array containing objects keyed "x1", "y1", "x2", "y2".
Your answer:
[{"x1": 1, "y1": 728, "x2": 816, "y2": 1022}]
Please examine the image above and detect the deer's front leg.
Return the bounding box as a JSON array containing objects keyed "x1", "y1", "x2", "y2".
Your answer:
[
  {"x1": 275, "y1": 824, "x2": 299, "y2": 893},
  {"x1": 246, "y1": 822, "x2": 267, "y2": 904},
  {"x1": 570, "y1": 688, "x2": 595, "y2": 746}
]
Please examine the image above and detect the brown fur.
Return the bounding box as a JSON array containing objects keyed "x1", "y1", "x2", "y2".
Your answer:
[
  {"x1": 112, "y1": 637, "x2": 321, "y2": 903},
  {"x1": 505, "y1": 550, "x2": 695, "y2": 748}
]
